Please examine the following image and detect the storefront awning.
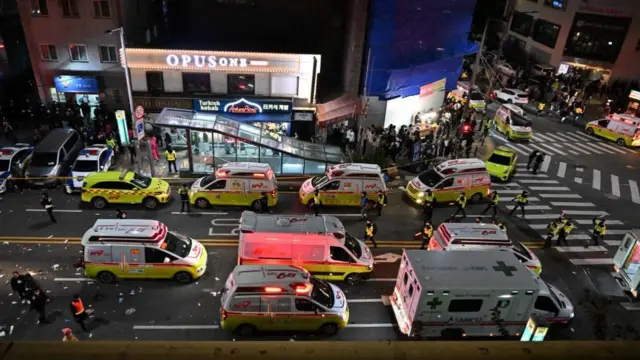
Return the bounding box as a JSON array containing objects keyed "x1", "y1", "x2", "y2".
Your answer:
[
  {"x1": 222, "y1": 113, "x2": 292, "y2": 123},
  {"x1": 315, "y1": 94, "x2": 362, "y2": 127}
]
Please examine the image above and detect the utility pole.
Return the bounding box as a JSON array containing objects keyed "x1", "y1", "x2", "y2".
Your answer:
[{"x1": 463, "y1": 19, "x2": 490, "y2": 118}]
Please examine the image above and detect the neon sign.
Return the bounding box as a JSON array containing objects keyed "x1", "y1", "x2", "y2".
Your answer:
[
  {"x1": 195, "y1": 98, "x2": 292, "y2": 114},
  {"x1": 224, "y1": 98, "x2": 263, "y2": 114},
  {"x1": 166, "y1": 54, "x2": 252, "y2": 69}
]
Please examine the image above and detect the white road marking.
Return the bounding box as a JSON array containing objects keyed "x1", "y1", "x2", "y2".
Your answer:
[
  {"x1": 604, "y1": 230, "x2": 631, "y2": 235},
  {"x1": 528, "y1": 186, "x2": 571, "y2": 191},
  {"x1": 567, "y1": 149, "x2": 581, "y2": 155},
  {"x1": 597, "y1": 141, "x2": 628, "y2": 154},
  {"x1": 576, "y1": 168, "x2": 584, "y2": 172},
  {"x1": 541, "y1": 155, "x2": 551, "y2": 173},
  {"x1": 515, "y1": 205, "x2": 551, "y2": 210},
  {"x1": 529, "y1": 143, "x2": 554, "y2": 156},
  {"x1": 492, "y1": 189, "x2": 523, "y2": 194},
  {"x1": 575, "y1": 219, "x2": 623, "y2": 225},
  {"x1": 518, "y1": 179, "x2": 559, "y2": 184},
  {"x1": 629, "y1": 180, "x2": 640, "y2": 204},
  {"x1": 492, "y1": 183, "x2": 521, "y2": 188},
  {"x1": 550, "y1": 202, "x2": 595, "y2": 207},
  {"x1": 566, "y1": 234, "x2": 591, "y2": 240},
  {"x1": 536, "y1": 142, "x2": 565, "y2": 156},
  {"x1": 522, "y1": 214, "x2": 565, "y2": 220},
  {"x1": 592, "y1": 169, "x2": 601, "y2": 191},
  {"x1": 560, "y1": 132, "x2": 587, "y2": 141},
  {"x1": 549, "y1": 133, "x2": 574, "y2": 142},
  {"x1": 611, "y1": 175, "x2": 621, "y2": 197},
  {"x1": 367, "y1": 278, "x2": 396, "y2": 282},
  {"x1": 568, "y1": 144, "x2": 593, "y2": 155},
  {"x1": 569, "y1": 258, "x2": 614, "y2": 266},
  {"x1": 133, "y1": 325, "x2": 220, "y2": 330},
  {"x1": 542, "y1": 133, "x2": 566, "y2": 142},
  {"x1": 539, "y1": 193, "x2": 582, "y2": 198},
  {"x1": 572, "y1": 131, "x2": 595, "y2": 140},
  {"x1": 171, "y1": 212, "x2": 228, "y2": 215},
  {"x1": 589, "y1": 143, "x2": 617, "y2": 155},
  {"x1": 562, "y1": 210, "x2": 608, "y2": 216},
  {"x1": 555, "y1": 246, "x2": 608, "y2": 252},
  {"x1": 573, "y1": 142, "x2": 604, "y2": 154},
  {"x1": 574, "y1": 177, "x2": 583, "y2": 184},
  {"x1": 534, "y1": 133, "x2": 555, "y2": 141},
  {"x1": 347, "y1": 323, "x2": 395, "y2": 328},
  {"x1": 620, "y1": 302, "x2": 640, "y2": 311},
  {"x1": 502, "y1": 143, "x2": 527, "y2": 155},
  {"x1": 54, "y1": 278, "x2": 94, "y2": 282},
  {"x1": 605, "y1": 240, "x2": 622, "y2": 246},
  {"x1": 516, "y1": 163, "x2": 528, "y2": 167},
  {"x1": 513, "y1": 173, "x2": 549, "y2": 178},
  {"x1": 557, "y1": 162, "x2": 566, "y2": 178},
  {"x1": 349, "y1": 299, "x2": 382, "y2": 303},
  {"x1": 26, "y1": 209, "x2": 82, "y2": 213},
  {"x1": 529, "y1": 224, "x2": 551, "y2": 229}
]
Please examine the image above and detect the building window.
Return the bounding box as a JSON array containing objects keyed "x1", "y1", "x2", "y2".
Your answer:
[
  {"x1": 40, "y1": 44, "x2": 57, "y2": 61},
  {"x1": 544, "y1": 0, "x2": 567, "y2": 11},
  {"x1": 510, "y1": 11, "x2": 535, "y2": 37},
  {"x1": 99, "y1": 45, "x2": 118, "y2": 63},
  {"x1": 183, "y1": 73, "x2": 211, "y2": 93},
  {"x1": 563, "y1": 13, "x2": 631, "y2": 63},
  {"x1": 69, "y1": 44, "x2": 88, "y2": 62},
  {"x1": 61, "y1": 0, "x2": 80, "y2": 17},
  {"x1": 31, "y1": 0, "x2": 48, "y2": 16},
  {"x1": 531, "y1": 19, "x2": 561, "y2": 48},
  {"x1": 93, "y1": 0, "x2": 111, "y2": 17},
  {"x1": 146, "y1": 72, "x2": 164, "y2": 92},
  {"x1": 228, "y1": 74, "x2": 255, "y2": 95},
  {"x1": 636, "y1": 39, "x2": 640, "y2": 51}
]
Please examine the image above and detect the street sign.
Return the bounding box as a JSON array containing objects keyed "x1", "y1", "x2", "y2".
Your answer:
[
  {"x1": 134, "y1": 105, "x2": 145, "y2": 120},
  {"x1": 135, "y1": 119, "x2": 144, "y2": 140}
]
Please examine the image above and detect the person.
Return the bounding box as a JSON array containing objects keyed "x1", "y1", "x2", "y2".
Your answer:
[
  {"x1": 10, "y1": 271, "x2": 27, "y2": 303},
  {"x1": 40, "y1": 191, "x2": 56, "y2": 223},
  {"x1": 532, "y1": 152, "x2": 545, "y2": 175},
  {"x1": 106, "y1": 136, "x2": 117, "y2": 151},
  {"x1": 178, "y1": 184, "x2": 190, "y2": 213},
  {"x1": 482, "y1": 190, "x2": 499, "y2": 217},
  {"x1": 259, "y1": 192, "x2": 269, "y2": 214},
  {"x1": 150, "y1": 136, "x2": 159, "y2": 161},
  {"x1": 587, "y1": 216, "x2": 606, "y2": 248},
  {"x1": 310, "y1": 189, "x2": 322, "y2": 216},
  {"x1": 418, "y1": 221, "x2": 434, "y2": 250},
  {"x1": 116, "y1": 209, "x2": 127, "y2": 219},
  {"x1": 509, "y1": 190, "x2": 529, "y2": 218},
  {"x1": 364, "y1": 219, "x2": 378, "y2": 248},
  {"x1": 556, "y1": 217, "x2": 573, "y2": 246},
  {"x1": 537, "y1": 101, "x2": 546, "y2": 116},
  {"x1": 527, "y1": 150, "x2": 540, "y2": 170},
  {"x1": 360, "y1": 192, "x2": 369, "y2": 220},
  {"x1": 450, "y1": 191, "x2": 467, "y2": 219},
  {"x1": 165, "y1": 146, "x2": 177, "y2": 174},
  {"x1": 62, "y1": 328, "x2": 79, "y2": 342},
  {"x1": 375, "y1": 190, "x2": 387, "y2": 216},
  {"x1": 497, "y1": 221, "x2": 507, "y2": 234},
  {"x1": 70, "y1": 294, "x2": 89, "y2": 332},
  {"x1": 30, "y1": 288, "x2": 49, "y2": 324},
  {"x1": 422, "y1": 189, "x2": 435, "y2": 223},
  {"x1": 544, "y1": 219, "x2": 560, "y2": 249}
]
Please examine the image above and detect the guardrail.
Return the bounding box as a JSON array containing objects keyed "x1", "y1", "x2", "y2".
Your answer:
[{"x1": 0, "y1": 341, "x2": 638, "y2": 360}]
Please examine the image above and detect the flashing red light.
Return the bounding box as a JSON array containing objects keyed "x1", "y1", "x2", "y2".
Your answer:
[
  {"x1": 463, "y1": 125, "x2": 471, "y2": 133},
  {"x1": 265, "y1": 287, "x2": 283, "y2": 293},
  {"x1": 293, "y1": 283, "x2": 313, "y2": 294},
  {"x1": 0, "y1": 149, "x2": 14, "y2": 156},
  {"x1": 87, "y1": 149, "x2": 99, "y2": 155}
]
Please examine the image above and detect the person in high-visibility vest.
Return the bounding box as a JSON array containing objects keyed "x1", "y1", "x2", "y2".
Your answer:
[
  {"x1": 422, "y1": 189, "x2": 435, "y2": 223},
  {"x1": 509, "y1": 190, "x2": 529, "y2": 218},
  {"x1": 364, "y1": 219, "x2": 378, "y2": 248},
  {"x1": 178, "y1": 184, "x2": 190, "y2": 213},
  {"x1": 375, "y1": 190, "x2": 387, "y2": 216},
  {"x1": 165, "y1": 146, "x2": 178, "y2": 174},
  {"x1": 537, "y1": 102, "x2": 546, "y2": 116},
  {"x1": 544, "y1": 219, "x2": 561, "y2": 249},
  {"x1": 556, "y1": 217, "x2": 573, "y2": 246},
  {"x1": 482, "y1": 190, "x2": 499, "y2": 217},
  {"x1": 70, "y1": 294, "x2": 89, "y2": 332},
  {"x1": 450, "y1": 191, "x2": 467, "y2": 219},
  {"x1": 310, "y1": 189, "x2": 322, "y2": 216},
  {"x1": 588, "y1": 216, "x2": 606, "y2": 248},
  {"x1": 106, "y1": 136, "x2": 117, "y2": 151},
  {"x1": 418, "y1": 221, "x2": 434, "y2": 250}
]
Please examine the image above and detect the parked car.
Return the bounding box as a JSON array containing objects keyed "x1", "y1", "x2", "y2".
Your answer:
[
  {"x1": 493, "y1": 88, "x2": 529, "y2": 105},
  {"x1": 496, "y1": 63, "x2": 516, "y2": 77}
]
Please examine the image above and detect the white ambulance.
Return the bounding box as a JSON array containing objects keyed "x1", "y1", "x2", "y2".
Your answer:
[
  {"x1": 65, "y1": 144, "x2": 114, "y2": 193},
  {"x1": 389, "y1": 250, "x2": 574, "y2": 339},
  {"x1": 612, "y1": 229, "x2": 640, "y2": 297},
  {"x1": 427, "y1": 223, "x2": 542, "y2": 275}
]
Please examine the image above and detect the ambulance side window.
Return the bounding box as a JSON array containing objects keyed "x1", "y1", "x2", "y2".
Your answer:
[
  {"x1": 448, "y1": 299, "x2": 483, "y2": 312},
  {"x1": 295, "y1": 298, "x2": 318, "y2": 312},
  {"x1": 403, "y1": 273, "x2": 409, "y2": 285},
  {"x1": 330, "y1": 246, "x2": 353, "y2": 262},
  {"x1": 597, "y1": 120, "x2": 610, "y2": 127},
  {"x1": 145, "y1": 248, "x2": 177, "y2": 263},
  {"x1": 260, "y1": 298, "x2": 291, "y2": 313},
  {"x1": 534, "y1": 296, "x2": 558, "y2": 314},
  {"x1": 436, "y1": 178, "x2": 454, "y2": 189},
  {"x1": 208, "y1": 180, "x2": 227, "y2": 190}
]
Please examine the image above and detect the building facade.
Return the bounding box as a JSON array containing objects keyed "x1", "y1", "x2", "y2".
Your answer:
[{"x1": 506, "y1": 0, "x2": 640, "y2": 80}]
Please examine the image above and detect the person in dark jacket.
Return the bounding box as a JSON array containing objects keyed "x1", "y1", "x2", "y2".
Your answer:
[
  {"x1": 10, "y1": 271, "x2": 27, "y2": 303},
  {"x1": 527, "y1": 150, "x2": 540, "y2": 170},
  {"x1": 30, "y1": 288, "x2": 49, "y2": 324},
  {"x1": 259, "y1": 192, "x2": 269, "y2": 214}
]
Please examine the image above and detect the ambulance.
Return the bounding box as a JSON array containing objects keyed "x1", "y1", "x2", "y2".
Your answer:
[
  {"x1": 447, "y1": 82, "x2": 486, "y2": 112},
  {"x1": 80, "y1": 219, "x2": 207, "y2": 284},
  {"x1": 405, "y1": 158, "x2": 491, "y2": 205},
  {"x1": 299, "y1": 163, "x2": 386, "y2": 207},
  {"x1": 612, "y1": 229, "x2": 640, "y2": 297},
  {"x1": 189, "y1": 162, "x2": 278, "y2": 209},
  {"x1": 220, "y1": 265, "x2": 349, "y2": 337},
  {"x1": 65, "y1": 144, "x2": 114, "y2": 194},
  {"x1": 585, "y1": 113, "x2": 640, "y2": 147},
  {"x1": 426, "y1": 223, "x2": 542, "y2": 275},
  {"x1": 389, "y1": 250, "x2": 574, "y2": 339},
  {"x1": 238, "y1": 211, "x2": 374, "y2": 284},
  {"x1": 493, "y1": 104, "x2": 533, "y2": 141}
]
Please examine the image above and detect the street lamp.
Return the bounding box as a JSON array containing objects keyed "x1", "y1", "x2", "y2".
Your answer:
[{"x1": 106, "y1": 27, "x2": 142, "y2": 173}]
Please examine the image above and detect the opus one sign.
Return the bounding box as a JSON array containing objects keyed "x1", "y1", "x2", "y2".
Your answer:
[{"x1": 166, "y1": 54, "x2": 256, "y2": 69}]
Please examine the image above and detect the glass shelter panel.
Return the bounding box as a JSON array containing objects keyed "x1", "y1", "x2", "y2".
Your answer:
[{"x1": 190, "y1": 130, "x2": 214, "y2": 174}]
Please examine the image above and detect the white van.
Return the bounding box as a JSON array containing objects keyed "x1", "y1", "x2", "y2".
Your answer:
[
  {"x1": 530, "y1": 64, "x2": 555, "y2": 78},
  {"x1": 389, "y1": 250, "x2": 574, "y2": 338}
]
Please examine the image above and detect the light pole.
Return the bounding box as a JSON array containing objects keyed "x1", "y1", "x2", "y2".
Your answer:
[{"x1": 107, "y1": 27, "x2": 142, "y2": 173}]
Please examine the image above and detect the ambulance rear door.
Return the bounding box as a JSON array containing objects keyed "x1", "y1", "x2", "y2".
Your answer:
[
  {"x1": 248, "y1": 178, "x2": 270, "y2": 203},
  {"x1": 361, "y1": 177, "x2": 381, "y2": 198},
  {"x1": 395, "y1": 253, "x2": 422, "y2": 328},
  {"x1": 613, "y1": 231, "x2": 640, "y2": 291}
]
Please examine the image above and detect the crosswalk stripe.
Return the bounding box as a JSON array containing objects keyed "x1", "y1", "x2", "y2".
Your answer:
[
  {"x1": 575, "y1": 141, "x2": 608, "y2": 154},
  {"x1": 539, "y1": 193, "x2": 581, "y2": 198},
  {"x1": 536, "y1": 142, "x2": 567, "y2": 156},
  {"x1": 529, "y1": 186, "x2": 570, "y2": 191},
  {"x1": 604, "y1": 230, "x2": 631, "y2": 235},
  {"x1": 629, "y1": 180, "x2": 640, "y2": 204},
  {"x1": 569, "y1": 258, "x2": 614, "y2": 265},
  {"x1": 513, "y1": 173, "x2": 549, "y2": 178},
  {"x1": 572, "y1": 131, "x2": 594, "y2": 140},
  {"x1": 494, "y1": 189, "x2": 525, "y2": 194},
  {"x1": 569, "y1": 143, "x2": 594, "y2": 155},
  {"x1": 550, "y1": 202, "x2": 595, "y2": 207},
  {"x1": 533, "y1": 133, "x2": 556, "y2": 141},
  {"x1": 529, "y1": 224, "x2": 550, "y2": 229},
  {"x1": 528, "y1": 143, "x2": 556, "y2": 155},
  {"x1": 542, "y1": 133, "x2": 567, "y2": 142},
  {"x1": 605, "y1": 240, "x2": 622, "y2": 246},
  {"x1": 516, "y1": 205, "x2": 551, "y2": 210},
  {"x1": 576, "y1": 219, "x2": 623, "y2": 225},
  {"x1": 518, "y1": 179, "x2": 559, "y2": 184},
  {"x1": 555, "y1": 246, "x2": 608, "y2": 253},
  {"x1": 557, "y1": 162, "x2": 566, "y2": 178},
  {"x1": 589, "y1": 143, "x2": 617, "y2": 155},
  {"x1": 516, "y1": 162, "x2": 528, "y2": 167},
  {"x1": 597, "y1": 141, "x2": 628, "y2": 154},
  {"x1": 555, "y1": 133, "x2": 582, "y2": 142},
  {"x1": 566, "y1": 234, "x2": 592, "y2": 240},
  {"x1": 611, "y1": 174, "x2": 621, "y2": 197},
  {"x1": 541, "y1": 155, "x2": 551, "y2": 172},
  {"x1": 567, "y1": 149, "x2": 581, "y2": 155},
  {"x1": 560, "y1": 132, "x2": 587, "y2": 141},
  {"x1": 492, "y1": 183, "x2": 520, "y2": 187},
  {"x1": 574, "y1": 177, "x2": 583, "y2": 184},
  {"x1": 592, "y1": 169, "x2": 601, "y2": 190},
  {"x1": 523, "y1": 214, "x2": 565, "y2": 219},
  {"x1": 501, "y1": 142, "x2": 527, "y2": 155},
  {"x1": 563, "y1": 210, "x2": 608, "y2": 216}
]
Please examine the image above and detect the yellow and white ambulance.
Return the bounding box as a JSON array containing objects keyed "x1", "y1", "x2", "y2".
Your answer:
[{"x1": 585, "y1": 113, "x2": 640, "y2": 147}]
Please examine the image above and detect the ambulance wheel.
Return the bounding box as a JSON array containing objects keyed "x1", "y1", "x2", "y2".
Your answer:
[
  {"x1": 251, "y1": 200, "x2": 261, "y2": 211},
  {"x1": 195, "y1": 198, "x2": 210, "y2": 209},
  {"x1": 97, "y1": 271, "x2": 117, "y2": 284},
  {"x1": 319, "y1": 323, "x2": 340, "y2": 336},
  {"x1": 143, "y1": 197, "x2": 159, "y2": 210},
  {"x1": 470, "y1": 192, "x2": 483, "y2": 203},
  {"x1": 586, "y1": 127, "x2": 594, "y2": 136},
  {"x1": 92, "y1": 196, "x2": 108, "y2": 209},
  {"x1": 174, "y1": 271, "x2": 193, "y2": 284},
  {"x1": 441, "y1": 328, "x2": 464, "y2": 340},
  {"x1": 616, "y1": 138, "x2": 625, "y2": 146},
  {"x1": 235, "y1": 324, "x2": 258, "y2": 337},
  {"x1": 345, "y1": 273, "x2": 363, "y2": 285}
]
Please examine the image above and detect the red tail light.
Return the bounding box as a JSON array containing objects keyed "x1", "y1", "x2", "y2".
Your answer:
[
  {"x1": 221, "y1": 309, "x2": 228, "y2": 321},
  {"x1": 271, "y1": 189, "x2": 276, "y2": 198}
]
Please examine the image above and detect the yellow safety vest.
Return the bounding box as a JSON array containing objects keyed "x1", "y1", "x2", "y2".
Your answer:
[
  {"x1": 165, "y1": 150, "x2": 176, "y2": 161},
  {"x1": 178, "y1": 187, "x2": 188, "y2": 195},
  {"x1": 516, "y1": 195, "x2": 528, "y2": 204},
  {"x1": 563, "y1": 223, "x2": 574, "y2": 234},
  {"x1": 107, "y1": 139, "x2": 116, "y2": 148},
  {"x1": 575, "y1": 108, "x2": 584, "y2": 114},
  {"x1": 457, "y1": 196, "x2": 467, "y2": 208},
  {"x1": 594, "y1": 222, "x2": 606, "y2": 235},
  {"x1": 313, "y1": 194, "x2": 321, "y2": 204},
  {"x1": 491, "y1": 194, "x2": 499, "y2": 205},
  {"x1": 538, "y1": 103, "x2": 545, "y2": 110},
  {"x1": 423, "y1": 226, "x2": 433, "y2": 238},
  {"x1": 378, "y1": 194, "x2": 386, "y2": 206},
  {"x1": 365, "y1": 225, "x2": 374, "y2": 237},
  {"x1": 424, "y1": 194, "x2": 435, "y2": 203}
]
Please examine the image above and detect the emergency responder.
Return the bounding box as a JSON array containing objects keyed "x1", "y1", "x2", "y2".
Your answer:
[
  {"x1": 310, "y1": 189, "x2": 322, "y2": 216},
  {"x1": 509, "y1": 190, "x2": 529, "y2": 218},
  {"x1": 532, "y1": 152, "x2": 545, "y2": 175},
  {"x1": 10, "y1": 271, "x2": 27, "y2": 303},
  {"x1": 165, "y1": 146, "x2": 178, "y2": 174},
  {"x1": 116, "y1": 209, "x2": 127, "y2": 219},
  {"x1": 364, "y1": 219, "x2": 378, "y2": 248},
  {"x1": 259, "y1": 192, "x2": 269, "y2": 214},
  {"x1": 527, "y1": 150, "x2": 540, "y2": 171},
  {"x1": 481, "y1": 118, "x2": 491, "y2": 144},
  {"x1": 30, "y1": 288, "x2": 49, "y2": 324},
  {"x1": 418, "y1": 221, "x2": 434, "y2": 250},
  {"x1": 375, "y1": 190, "x2": 387, "y2": 216},
  {"x1": 537, "y1": 101, "x2": 546, "y2": 116},
  {"x1": 575, "y1": 104, "x2": 584, "y2": 120},
  {"x1": 587, "y1": 216, "x2": 606, "y2": 248},
  {"x1": 40, "y1": 191, "x2": 56, "y2": 223},
  {"x1": 544, "y1": 219, "x2": 560, "y2": 249},
  {"x1": 422, "y1": 189, "x2": 435, "y2": 223},
  {"x1": 450, "y1": 191, "x2": 467, "y2": 219},
  {"x1": 360, "y1": 192, "x2": 369, "y2": 220},
  {"x1": 482, "y1": 190, "x2": 499, "y2": 217},
  {"x1": 556, "y1": 217, "x2": 573, "y2": 246},
  {"x1": 70, "y1": 294, "x2": 89, "y2": 332},
  {"x1": 106, "y1": 136, "x2": 117, "y2": 152},
  {"x1": 178, "y1": 184, "x2": 190, "y2": 213}
]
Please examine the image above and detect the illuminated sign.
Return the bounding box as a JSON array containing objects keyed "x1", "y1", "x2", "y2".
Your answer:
[
  {"x1": 629, "y1": 90, "x2": 640, "y2": 101},
  {"x1": 420, "y1": 78, "x2": 446, "y2": 98},
  {"x1": 194, "y1": 98, "x2": 292, "y2": 114},
  {"x1": 166, "y1": 54, "x2": 255, "y2": 69},
  {"x1": 54, "y1": 76, "x2": 98, "y2": 93}
]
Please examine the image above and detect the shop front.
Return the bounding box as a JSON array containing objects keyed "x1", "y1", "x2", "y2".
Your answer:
[
  {"x1": 626, "y1": 90, "x2": 640, "y2": 116},
  {"x1": 51, "y1": 75, "x2": 101, "y2": 119},
  {"x1": 384, "y1": 78, "x2": 446, "y2": 135}
]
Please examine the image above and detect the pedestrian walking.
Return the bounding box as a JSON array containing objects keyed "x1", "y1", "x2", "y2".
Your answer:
[
  {"x1": 375, "y1": 190, "x2": 387, "y2": 216},
  {"x1": 259, "y1": 192, "x2": 270, "y2": 213},
  {"x1": 418, "y1": 221, "x2": 434, "y2": 249},
  {"x1": 556, "y1": 217, "x2": 573, "y2": 247},
  {"x1": 482, "y1": 190, "x2": 499, "y2": 217},
  {"x1": 359, "y1": 192, "x2": 369, "y2": 220},
  {"x1": 509, "y1": 190, "x2": 529, "y2": 218},
  {"x1": 165, "y1": 146, "x2": 178, "y2": 173},
  {"x1": 40, "y1": 191, "x2": 56, "y2": 223},
  {"x1": 70, "y1": 294, "x2": 89, "y2": 332},
  {"x1": 422, "y1": 189, "x2": 435, "y2": 223},
  {"x1": 532, "y1": 152, "x2": 545, "y2": 175},
  {"x1": 178, "y1": 184, "x2": 190, "y2": 213},
  {"x1": 30, "y1": 288, "x2": 49, "y2": 324},
  {"x1": 116, "y1": 209, "x2": 127, "y2": 219},
  {"x1": 310, "y1": 189, "x2": 322, "y2": 216},
  {"x1": 526, "y1": 150, "x2": 540, "y2": 170},
  {"x1": 10, "y1": 271, "x2": 28, "y2": 303},
  {"x1": 364, "y1": 219, "x2": 378, "y2": 248},
  {"x1": 450, "y1": 191, "x2": 467, "y2": 219},
  {"x1": 544, "y1": 219, "x2": 560, "y2": 249},
  {"x1": 587, "y1": 216, "x2": 606, "y2": 248},
  {"x1": 62, "y1": 328, "x2": 79, "y2": 342}
]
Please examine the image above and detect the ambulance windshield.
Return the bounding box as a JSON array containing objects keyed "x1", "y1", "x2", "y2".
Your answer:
[
  {"x1": 311, "y1": 175, "x2": 329, "y2": 187},
  {"x1": 418, "y1": 169, "x2": 443, "y2": 187},
  {"x1": 344, "y1": 233, "x2": 363, "y2": 258},
  {"x1": 163, "y1": 232, "x2": 192, "y2": 258},
  {"x1": 310, "y1": 277, "x2": 334, "y2": 308}
]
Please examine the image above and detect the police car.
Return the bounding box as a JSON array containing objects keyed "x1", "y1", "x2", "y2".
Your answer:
[
  {"x1": 65, "y1": 144, "x2": 114, "y2": 194},
  {"x1": 0, "y1": 144, "x2": 34, "y2": 194}
]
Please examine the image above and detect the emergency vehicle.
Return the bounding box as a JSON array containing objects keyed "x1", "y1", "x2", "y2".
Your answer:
[
  {"x1": 238, "y1": 211, "x2": 374, "y2": 284},
  {"x1": 81, "y1": 170, "x2": 171, "y2": 209},
  {"x1": 299, "y1": 163, "x2": 386, "y2": 207},
  {"x1": 405, "y1": 158, "x2": 491, "y2": 205},
  {"x1": 220, "y1": 265, "x2": 349, "y2": 337},
  {"x1": 80, "y1": 219, "x2": 207, "y2": 284},
  {"x1": 427, "y1": 223, "x2": 542, "y2": 275},
  {"x1": 494, "y1": 104, "x2": 532, "y2": 141},
  {"x1": 189, "y1": 162, "x2": 278, "y2": 209},
  {"x1": 389, "y1": 250, "x2": 574, "y2": 339},
  {"x1": 485, "y1": 146, "x2": 518, "y2": 182},
  {"x1": 585, "y1": 113, "x2": 640, "y2": 147},
  {"x1": 612, "y1": 229, "x2": 640, "y2": 297},
  {"x1": 0, "y1": 144, "x2": 33, "y2": 194},
  {"x1": 65, "y1": 144, "x2": 114, "y2": 194},
  {"x1": 447, "y1": 82, "x2": 486, "y2": 112}
]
